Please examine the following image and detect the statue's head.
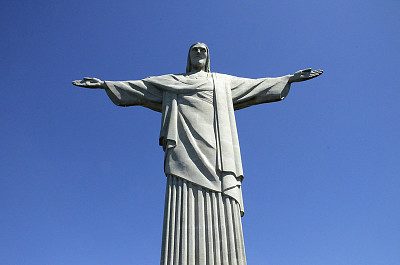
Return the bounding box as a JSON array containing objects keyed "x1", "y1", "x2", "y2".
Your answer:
[{"x1": 186, "y1": 43, "x2": 210, "y2": 73}]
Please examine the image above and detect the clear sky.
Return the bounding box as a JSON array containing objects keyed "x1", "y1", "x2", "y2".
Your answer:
[{"x1": 1, "y1": 1, "x2": 399, "y2": 264}]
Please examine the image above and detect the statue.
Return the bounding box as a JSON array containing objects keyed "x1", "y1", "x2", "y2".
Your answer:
[{"x1": 73, "y1": 43, "x2": 323, "y2": 265}]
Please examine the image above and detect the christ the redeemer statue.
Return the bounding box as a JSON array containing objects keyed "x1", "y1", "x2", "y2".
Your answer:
[{"x1": 73, "y1": 43, "x2": 323, "y2": 265}]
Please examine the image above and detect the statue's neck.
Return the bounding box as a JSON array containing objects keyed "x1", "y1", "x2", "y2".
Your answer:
[
  {"x1": 190, "y1": 63, "x2": 206, "y2": 72},
  {"x1": 189, "y1": 69, "x2": 206, "y2": 73},
  {"x1": 187, "y1": 70, "x2": 209, "y2": 79}
]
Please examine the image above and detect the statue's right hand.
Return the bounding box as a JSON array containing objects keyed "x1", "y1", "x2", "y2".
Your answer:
[{"x1": 72, "y1": 77, "x2": 105, "y2": 89}]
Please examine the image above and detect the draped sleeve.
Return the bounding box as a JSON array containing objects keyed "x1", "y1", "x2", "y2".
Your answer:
[
  {"x1": 230, "y1": 75, "x2": 292, "y2": 110},
  {"x1": 104, "y1": 78, "x2": 163, "y2": 112}
]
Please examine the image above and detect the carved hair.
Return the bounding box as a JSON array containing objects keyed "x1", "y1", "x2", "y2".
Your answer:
[{"x1": 186, "y1": 43, "x2": 210, "y2": 73}]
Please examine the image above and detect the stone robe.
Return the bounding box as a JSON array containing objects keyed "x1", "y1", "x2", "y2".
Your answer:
[{"x1": 104, "y1": 72, "x2": 291, "y2": 216}]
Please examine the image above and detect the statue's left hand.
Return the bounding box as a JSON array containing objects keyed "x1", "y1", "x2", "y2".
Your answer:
[
  {"x1": 72, "y1": 77, "x2": 106, "y2": 89},
  {"x1": 289, "y1": 68, "x2": 323, "y2": 83}
]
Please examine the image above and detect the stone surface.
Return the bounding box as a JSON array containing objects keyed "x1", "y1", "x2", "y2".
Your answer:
[{"x1": 72, "y1": 42, "x2": 323, "y2": 265}]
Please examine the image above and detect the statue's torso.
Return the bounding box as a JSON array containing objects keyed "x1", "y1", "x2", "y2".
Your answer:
[{"x1": 164, "y1": 78, "x2": 221, "y2": 191}]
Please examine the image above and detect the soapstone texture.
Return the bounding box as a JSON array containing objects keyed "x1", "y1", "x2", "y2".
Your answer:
[{"x1": 72, "y1": 42, "x2": 323, "y2": 265}]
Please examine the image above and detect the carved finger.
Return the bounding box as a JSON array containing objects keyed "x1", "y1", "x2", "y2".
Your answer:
[
  {"x1": 301, "y1": 68, "x2": 312, "y2": 73},
  {"x1": 311, "y1": 70, "x2": 323, "y2": 77},
  {"x1": 315, "y1": 69, "x2": 323, "y2": 74},
  {"x1": 308, "y1": 73, "x2": 322, "y2": 80}
]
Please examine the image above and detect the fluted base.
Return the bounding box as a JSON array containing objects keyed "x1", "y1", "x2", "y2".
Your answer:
[{"x1": 161, "y1": 175, "x2": 247, "y2": 265}]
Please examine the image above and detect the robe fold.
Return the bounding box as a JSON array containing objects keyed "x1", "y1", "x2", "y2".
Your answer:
[
  {"x1": 105, "y1": 72, "x2": 290, "y2": 213},
  {"x1": 104, "y1": 72, "x2": 291, "y2": 264}
]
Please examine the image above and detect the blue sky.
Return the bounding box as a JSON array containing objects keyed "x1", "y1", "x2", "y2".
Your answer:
[{"x1": 1, "y1": 1, "x2": 399, "y2": 264}]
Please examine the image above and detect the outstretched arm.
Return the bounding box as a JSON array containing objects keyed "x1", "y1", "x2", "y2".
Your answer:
[
  {"x1": 230, "y1": 68, "x2": 323, "y2": 110},
  {"x1": 72, "y1": 77, "x2": 107, "y2": 89},
  {"x1": 230, "y1": 74, "x2": 292, "y2": 110},
  {"x1": 72, "y1": 77, "x2": 163, "y2": 112},
  {"x1": 289, "y1": 68, "x2": 323, "y2": 83}
]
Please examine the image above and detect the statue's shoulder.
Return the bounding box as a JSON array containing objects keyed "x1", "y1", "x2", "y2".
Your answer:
[
  {"x1": 143, "y1": 73, "x2": 183, "y2": 82},
  {"x1": 145, "y1": 72, "x2": 235, "y2": 82},
  {"x1": 213, "y1": 72, "x2": 234, "y2": 79}
]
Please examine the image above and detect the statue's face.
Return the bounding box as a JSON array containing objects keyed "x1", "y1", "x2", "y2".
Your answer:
[{"x1": 189, "y1": 43, "x2": 208, "y2": 71}]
